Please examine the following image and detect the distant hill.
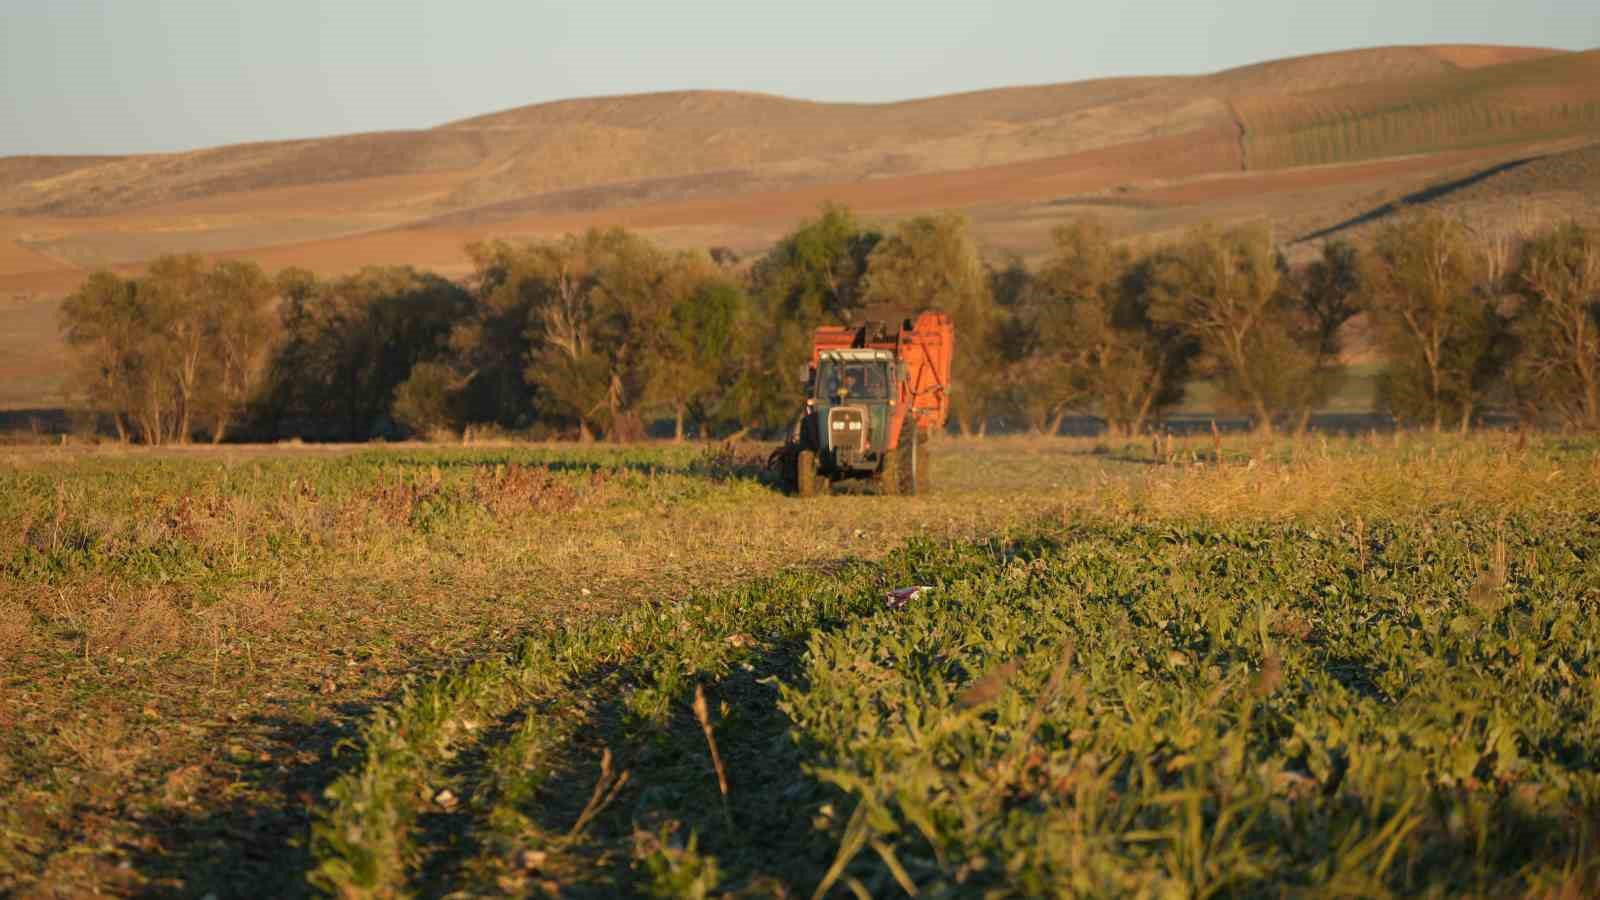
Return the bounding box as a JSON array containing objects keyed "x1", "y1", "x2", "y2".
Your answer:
[
  {"x1": 1236, "y1": 50, "x2": 1600, "y2": 169},
  {"x1": 5, "y1": 43, "x2": 1599, "y2": 412},
  {"x1": 1, "y1": 45, "x2": 1585, "y2": 222}
]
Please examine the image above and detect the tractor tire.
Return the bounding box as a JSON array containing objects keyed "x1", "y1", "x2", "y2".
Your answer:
[
  {"x1": 796, "y1": 449, "x2": 823, "y2": 498},
  {"x1": 878, "y1": 447, "x2": 901, "y2": 496},
  {"x1": 894, "y1": 423, "x2": 926, "y2": 495},
  {"x1": 778, "y1": 447, "x2": 799, "y2": 493}
]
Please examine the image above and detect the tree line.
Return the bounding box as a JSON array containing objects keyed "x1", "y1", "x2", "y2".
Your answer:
[{"x1": 59, "y1": 206, "x2": 1600, "y2": 443}]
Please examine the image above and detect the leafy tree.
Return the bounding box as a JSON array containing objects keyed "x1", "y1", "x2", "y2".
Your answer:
[
  {"x1": 1149, "y1": 225, "x2": 1309, "y2": 432},
  {"x1": 392, "y1": 361, "x2": 463, "y2": 436},
  {"x1": 754, "y1": 203, "x2": 880, "y2": 326},
  {"x1": 262, "y1": 267, "x2": 472, "y2": 440},
  {"x1": 862, "y1": 213, "x2": 998, "y2": 434},
  {"x1": 1512, "y1": 222, "x2": 1600, "y2": 429},
  {"x1": 1365, "y1": 215, "x2": 1499, "y2": 430},
  {"x1": 59, "y1": 271, "x2": 145, "y2": 442},
  {"x1": 61, "y1": 258, "x2": 281, "y2": 444},
  {"x1": 732, "y1": 205, "x2": 883, "y2": 434},
  {"x1": 450, "y1": 241, "x2": 547, "y2": 428},
  {"x1": 201, "y1": 260, "x2": 279, "y2": 442},
  {"x1": 642, "y1": 267, "x2": 751, "y2": 440},
  {"x1": 1030, "y1": 220, "x2": 1194, "y2": 436},
  {"x1": 140, "y1": 255, "x2": 209, "y2": 443},
  {"x1": 989, "y1": 256, "x2": 1075, "y2": 433},
  {"x1": 503, "y1": 229, "x2": 678, "y2": 441},
  {"x1": 1281, "y1": 240, "x2": 1363, "y2": 431}
]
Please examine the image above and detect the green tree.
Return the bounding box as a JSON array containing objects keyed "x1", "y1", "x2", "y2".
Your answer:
[
  {"x1": 1365, "y1": 215, "x2": 1498, "y2": 430},
  {"x1": 202, "y1": 260, "x2": 279, "y2": 442},
  {"x1": 59, "y1": 271, "x2": 145, "y2": 442},
  {"x1": 989, "y1": 255, "x2": 1077, "y2": 434},
  {"x1": 510, "y1": 228, "x2": 677, "y2": 441},
  {"x1": 140, "y1": 255, "x2": 209, "y2": 443},
  {"x1": 862, "y1": 213, "x2": 998, "y2": 435},
  {"x1": 741, "y1": 204, "x2": 883, "y2": 434},
  {"x1": 1281, "y1": 240, "x2": 1363, "y2": 431},
  {"x1": 755, "y1": 203, "x2": 880, "y2": 325},
  {"x1": 1031, "y1": 220, "x2": 1194, "y2": 436},
  {"x1": 1150, "y1": 224, "x2": 1309, "y2": 432},
  {"x1": 61, "y1": 257, "x2": 281, "y2": 444},
  {"x1": 263, "y1": 267, "x2": 472, "y2": 440},
  {"x1": 1513, "y1": 222, "x2": 1600, "y2": 428},
  {"x1": 450, "y1": 241, "x2": 548, "y2": 428},
  {"x1": 392, "y1": 361, "x2": 463, "y2": 437},
  {"x1": 642, "y1": 265, "x2": 751, "y2": 440}
]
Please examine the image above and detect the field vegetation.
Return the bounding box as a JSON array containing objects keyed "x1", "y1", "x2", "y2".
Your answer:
[
  {"x1": 0, "y1": 436, "x2": 1114, "y2": 894},
  {"x1": 3, "y1": 434, "x2": 1598, "y2": 896},
  {"x1": 307, "y1": 435, "x2": 1600, "y2": 897}
]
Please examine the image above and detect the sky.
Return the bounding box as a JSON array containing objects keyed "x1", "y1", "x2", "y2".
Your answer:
[{"x1": 3, "y1": 0, "x2": 1598, "y2": 157}]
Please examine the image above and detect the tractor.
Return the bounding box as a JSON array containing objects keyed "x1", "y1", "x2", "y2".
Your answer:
[{"x1": 772, "y1": 309, "x2": 953, "y2": 496}]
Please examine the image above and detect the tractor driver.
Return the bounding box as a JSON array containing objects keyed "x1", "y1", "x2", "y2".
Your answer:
[{"x1": 845, "y1": 365, "x2": 886, "y2": 399}]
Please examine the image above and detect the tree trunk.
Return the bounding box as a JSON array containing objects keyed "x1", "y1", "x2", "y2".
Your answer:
[
  {"x1": 1293, "y1": 407, "x2": 1314, "y2": 436},
  {"x1": 674, "y1": 404, "x2": 686, "y2": 442},
  {"x1": 577, "y1": 421, "x2": 594, "y2": 443},
  {"x1": 1581, "y1": 362, "x2": 1599, "y2": 430},
  {"x1": 1046, "y1": 411, "x2": 1067, "y2": 438},
  {"x1": 144, "y1": 393, "x2": 164, "y2": 446},
  {"x1": 1430, "y1": 363, "x2": 1443, "y2": 433},
  {"x1": 1252, "y1": 399, "x2": 1275, "y2": 436}
]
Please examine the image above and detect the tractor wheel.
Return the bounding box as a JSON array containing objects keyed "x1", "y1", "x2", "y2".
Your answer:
[
  {"x1": 779, "y1": 448, "x2": 799, "y2": 493},
  {"x1": 878, "y1": 447, "x2": 901, "y2": 496},
  {"x1": 913, "y1": 434, "x2": 930, "y2": 493},
  {"x1": 796, "y1": 449, "x2": 823, "y2": 498},
  {"x1": 895, "y1": 423, "x2": 924, "y2": 495}
]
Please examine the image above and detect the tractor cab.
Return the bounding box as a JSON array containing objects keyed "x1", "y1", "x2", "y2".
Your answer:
[{"x1": 813, "y1": 349, "x2": 898, "y2": 473}]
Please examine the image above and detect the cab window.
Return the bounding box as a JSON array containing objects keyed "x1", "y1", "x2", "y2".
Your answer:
[{"x1": 817, "y1": 361, "x2": 889, "y2": 400}]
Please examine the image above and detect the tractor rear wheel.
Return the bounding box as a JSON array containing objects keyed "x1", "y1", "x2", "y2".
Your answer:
[
  {"x1": 878, "y1": 446, "x2": 901, "y2": 495},
  {"x1": 913, "y1": 432, "x2": 930, "y2": 493},
  {"x1": 796, "y1": 449, "x2": 823, "y2": 497}
]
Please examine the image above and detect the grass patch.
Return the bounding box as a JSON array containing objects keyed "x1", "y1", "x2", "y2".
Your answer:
[{"x1": 300, "y1": 434, "x2": 1600, "y2": 896}]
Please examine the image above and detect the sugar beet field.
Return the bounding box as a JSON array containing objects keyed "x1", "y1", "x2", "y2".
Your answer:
[{"x1": 3, "y1": 436, "x2": 1600, "y2": 897}]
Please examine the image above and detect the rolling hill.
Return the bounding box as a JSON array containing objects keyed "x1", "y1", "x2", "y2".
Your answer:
[{"x1": 2, "y1": 43, "x2": 1598, "y2": 411}]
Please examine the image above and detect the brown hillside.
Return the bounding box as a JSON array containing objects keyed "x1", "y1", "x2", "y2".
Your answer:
[
  {"x1": 0, "y1": 44, "x2": 1582, "y2": 231},
  {"x1": 0, "y1": 156, "x2": 125, "y2": 191},
  {"x1": 1236, "y1": 49, "x2": 1600, "y2": 169},
  {"x1": 4, "y1": 43, "x2": 1600, "y2": 415},
  {"x1": 1452, "y1": 140, "x2": 1600, "y2": 198},
  {"x1": 1287, "y1": 138, "x2": 1600, "y2": 245},
  {"x1": 7, "y1": 44, "x2": 1600, "y2": 412}
]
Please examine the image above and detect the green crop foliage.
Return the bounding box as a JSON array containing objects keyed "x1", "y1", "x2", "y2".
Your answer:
[{"x1": 302, "y1": 441, "x2": 1600, "y2": 896}]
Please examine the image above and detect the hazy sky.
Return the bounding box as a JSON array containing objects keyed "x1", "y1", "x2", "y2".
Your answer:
[{"x1": 4, "y1": 0, "x2": 1597, "y2": 156}]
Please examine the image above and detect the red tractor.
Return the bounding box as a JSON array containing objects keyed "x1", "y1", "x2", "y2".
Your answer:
[{"x1": 773, "y1": 310, "x2": 953, "y2": 496}]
